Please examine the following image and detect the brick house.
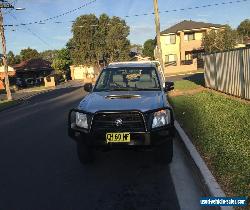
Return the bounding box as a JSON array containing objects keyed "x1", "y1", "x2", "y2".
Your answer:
[
  {"x1": 13, "y1": 58, "x2": 53, "y2": 79},
  {"x1": 158, "y1": 20, "x2": 224, "y2": 74}
]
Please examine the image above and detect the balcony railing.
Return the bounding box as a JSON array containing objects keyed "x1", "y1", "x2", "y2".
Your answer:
[
  {"x1": 165, "y1": 61, "x2": 177, "y2": 67},
  {"x1": 181, "y1": 60, "x2": 193, "y2": 65}
]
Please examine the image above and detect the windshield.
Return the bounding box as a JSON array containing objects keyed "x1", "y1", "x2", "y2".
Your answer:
[{"x1": 94, "y1": 67, "x2": 161, "y2": 91}]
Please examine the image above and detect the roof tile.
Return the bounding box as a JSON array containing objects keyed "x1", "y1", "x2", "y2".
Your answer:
[{"x1": 161, "y1": 20, "x2": 224, "y2": 34}]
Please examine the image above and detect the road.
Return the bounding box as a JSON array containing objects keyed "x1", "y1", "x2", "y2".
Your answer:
[
  {"x1": 0, "y1": 80, "x2": 84, "y2": 101},
  {"x1": 0, "y1": 87, "x2": 204, "y2": 210}
]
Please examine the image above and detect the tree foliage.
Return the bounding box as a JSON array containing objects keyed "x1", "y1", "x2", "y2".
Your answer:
[
  {"x1": 14, "y1": 55, "x2": 21, "y2": 64},
  {"x1": 40, "y1": 50, "x2": 59, "y2": 63},
  {"x1": 20, "y1": 47, "x2": 40, "y2": 61},
  {"x1": 237, "y1": 19, "x2": 250, "y2": 38},
  {"x1": 7, "y1": 51, "x2": 16, "y2": 66},
  {"x1": 202, "y1": 26, "x2": 238, "y2": 53},
  {"x1": 130, "y1": 44, "x2": 143, "y2": 55},
  {"x1": 3, "y1": 51, "x2": 21, "y2": 66},
  {"x1": 51, "y1": 48, "x2": 72, "y2": 74},
  {"x1": 68, "y1": 14, "x2": 130, "y2": 65},
  {"x1": 142, "y1": 39, "x2": 155, "y2": 58}
]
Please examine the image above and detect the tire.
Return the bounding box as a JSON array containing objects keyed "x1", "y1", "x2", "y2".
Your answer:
[
  {"x1": 76, "y1": 141, "x2": 94, "y2": 164},
  {"x1": 154, "y1": 138, "x2": 173, "y2": 164}
]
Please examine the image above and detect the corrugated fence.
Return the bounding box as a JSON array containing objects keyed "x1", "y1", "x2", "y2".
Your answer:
[{"x1": 204, "y1": 48, "x2": 250, "y2": 100}]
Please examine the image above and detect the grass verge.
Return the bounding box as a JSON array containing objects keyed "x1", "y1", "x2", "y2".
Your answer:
[
  {"x1": 174, "y1": 80, "x2": 201, "y2": 91},
  {"x1": 169, "y1": 91, "x2": 250, "y2": 197}
]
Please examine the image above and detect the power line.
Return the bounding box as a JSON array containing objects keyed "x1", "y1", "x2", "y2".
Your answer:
[
  {"x1": 9, "y1": 13, "x2": 52, "y2": 48},
  {"x1": 124, "y1": 0, "x2": 250, "y2": 18},
  {"x1": 3, "y1": 0, "x2": 249, "y2": 27},
  {"x1": 4, "y1": 0, "x2": 96, "y2": 27}
]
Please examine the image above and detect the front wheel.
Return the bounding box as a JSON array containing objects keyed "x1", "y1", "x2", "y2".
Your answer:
[
  {"x1": 154, "y1": 138, "x2": 173, "y2": 164},
  {"x1": 76, "y1": 141, "x2": 94, "y2": 164}
]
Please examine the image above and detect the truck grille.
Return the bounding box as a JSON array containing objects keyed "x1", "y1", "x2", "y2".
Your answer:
[{"x1": 91, "y1": 112, "x2": 146, "y2": 132}]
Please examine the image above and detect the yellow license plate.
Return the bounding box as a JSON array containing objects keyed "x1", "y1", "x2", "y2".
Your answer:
[{"x1": 106, "y1": 132, "x2": 130, "y2": 143}]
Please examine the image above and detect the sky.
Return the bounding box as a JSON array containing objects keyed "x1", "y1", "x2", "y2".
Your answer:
[{"x1": 2, "y1": 0, "x2": 250, "y2": 54}]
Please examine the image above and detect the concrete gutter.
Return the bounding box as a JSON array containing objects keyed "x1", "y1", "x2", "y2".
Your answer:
[
  {"x1": 174, "y1": 121, "x2": 234, "y2": 210},
  {"x1": 0, "y1": 100, "x2": 22, "y2": 112}
]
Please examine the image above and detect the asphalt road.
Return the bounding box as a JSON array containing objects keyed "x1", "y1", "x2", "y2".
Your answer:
[{"x1": 0, "y1": 87, "x2": 203, "y2": 210}]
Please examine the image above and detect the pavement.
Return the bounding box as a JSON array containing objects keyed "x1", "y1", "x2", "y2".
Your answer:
[
  {"x1": 0, "y1": 87, "x2": 206, "y2": 210},
  {"x1": 165, "y1": 71, "x2": 204, "y2": 82},
  {"x1": 0, "y1": 80, "x2": 84, "y2": 101}
]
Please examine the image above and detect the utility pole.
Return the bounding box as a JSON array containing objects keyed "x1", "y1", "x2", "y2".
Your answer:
[
  {"x1": 0, "y1": 2, "x2": 13, "y2": 100},
  {"x1": 153, "y1": 0, "x2": 164, "y2": 72}
]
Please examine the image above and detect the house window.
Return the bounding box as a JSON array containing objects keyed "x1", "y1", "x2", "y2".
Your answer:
[
  {"x1": 165, "y1": 54, "x2": 177, "y2": 66},
  {"x1": 165, "y1": 34, "x2": 176, "y2": 44},
  {"x1": 185, "y1": 52, "x2": 192, "y2": 60},
  {"x1": 165, "y1": 54, "x2": 177, "y2": 62},
  {"x1": 184, "y1": 33, "x2": 195, "y2": 41}
]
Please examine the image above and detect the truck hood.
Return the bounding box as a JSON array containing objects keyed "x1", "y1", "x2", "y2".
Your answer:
[{"x1": 78, "y1": 91, "x2": 169, "y2": 113}]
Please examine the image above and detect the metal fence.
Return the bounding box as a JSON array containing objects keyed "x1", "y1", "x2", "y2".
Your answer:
[{"x1": 204, "y1": 48, "x2": 250, "y2": 100}]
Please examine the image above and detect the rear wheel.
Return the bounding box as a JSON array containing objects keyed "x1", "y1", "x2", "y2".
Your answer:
[
  {"x1": 76, "y1": 140, "x2": 94, "y2": 164},
  {"x1": 155, "y1": 138, "x2": 173, "y2": 164}
]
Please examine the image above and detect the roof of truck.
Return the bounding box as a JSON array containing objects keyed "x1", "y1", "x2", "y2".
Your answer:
[{"x1": 108, "y1": 61, "x2": 156, "y2": 68}]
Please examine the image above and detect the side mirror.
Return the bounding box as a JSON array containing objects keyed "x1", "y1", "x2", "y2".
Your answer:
[
  {"x1": 84, "y1": 83, "x2": 93, "y2": 92},
  {"x1": 164, "y1": 81, "x2": 174, "y2": 92}
]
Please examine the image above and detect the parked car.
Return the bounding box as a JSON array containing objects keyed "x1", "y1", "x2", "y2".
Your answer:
[
  {"x1": 35, "y1": 77, "x2": 44, "y2": 86},
  {"x1": 68, "y1": 61, "x2": 175, "y2": 164},
  {"x1": 16, "y1": 78, "x2": 27, "y2": 88},
  {"x1": 25, "y1": 78, "x2": 35, "y2": 87}
]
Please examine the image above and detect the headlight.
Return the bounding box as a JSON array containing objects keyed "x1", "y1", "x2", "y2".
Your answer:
[
  {"x1": 152, "y1": 109, "x2": 171, "y2": 128},
  {"x1": 76, "y1": 112, "x2": 88, "y2": 129}
]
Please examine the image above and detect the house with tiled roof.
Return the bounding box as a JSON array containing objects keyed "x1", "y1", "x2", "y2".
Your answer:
[
  {"x1": 158, "y1": 20, "x2": 225, "y2": 74},
  {"x1": 13, "y1": 58, "x2": 53, "y2": 78}
]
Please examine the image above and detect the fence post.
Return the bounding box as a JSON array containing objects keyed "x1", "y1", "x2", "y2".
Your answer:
[
  {"x1": 239, "y1": 49, "x2": 245, "y2": 99},
  {"x1": 213, "y1": 53, "x2": 218, "y2": 90}
]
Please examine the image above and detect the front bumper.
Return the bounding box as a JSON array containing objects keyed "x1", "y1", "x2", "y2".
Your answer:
[{"x1": 68, "y1": 108, "x2": 175, "y2": 148}]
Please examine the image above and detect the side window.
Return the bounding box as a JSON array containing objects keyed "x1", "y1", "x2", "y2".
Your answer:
[
  {"x1": 165, "y1": 54, "x2": 177, "y2": 62},
  {"x1": 165, "y1": 34, "x2": 176, "y2": 44},
  {"x1": 170, "y1": 34, "x2": 176, "y2": 44},
  {"x1": 95, "y1": 70, "x2": 110, "y2": 89},
  {"x1": 184, "y1": 33, "x2": 195, "y2": 41}
]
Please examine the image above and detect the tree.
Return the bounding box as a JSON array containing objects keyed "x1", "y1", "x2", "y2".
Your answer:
[
  {"x1": 3, "y1": 51, "x2": 20, "y2": 66},
  {"x1": 106, "y1": 16, "x2": 130, "y2": 62},
  {"x1": 7, "y1": 51, "x2": 16, "y2": 66},
  {"x1": 14, "y1": 55, "x2": 21, "y2": 64},
  {"x1": 40, "y1": 50, "x2": 59, "y2": 63},
  {"x1": 237, "y1": 19, "x2": 250, "y2": 38},
  {"x1": 142, "y1": 39, "x2": 156, "y2": 58},
  {"x1": 68, "y1": 13, "x2": 130, "y2": 66},
  {"x1": 130, "y1": 44, "x2": 143, "y2": 55},
  {"x1": 202, "y1": 26, "x2": 238, "y2": 53},
  {"x1": 20, "y1": 47, "x2": 40, "y2": 61},
  {"x1": 51, "y1": 48, "x2": 72, "y2": 74}
]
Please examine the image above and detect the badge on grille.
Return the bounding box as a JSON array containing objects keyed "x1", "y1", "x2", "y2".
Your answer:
[{"x1": 115, "y1": 118, "x2": 123, "y2": 127}]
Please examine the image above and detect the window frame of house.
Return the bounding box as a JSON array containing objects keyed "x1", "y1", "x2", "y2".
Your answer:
[
  {"x1": 165, "y1": 34, "x2": 176, "y2": 45},
  {"x1": 184, "y1": 32, "x2": 195, "y2": 41},
  {"x1": 185, "y1": 52, "x2": 192, "y2": 61},
  {"x1": 165, "y1": 54, "x2": 177, "y2": 66}
]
